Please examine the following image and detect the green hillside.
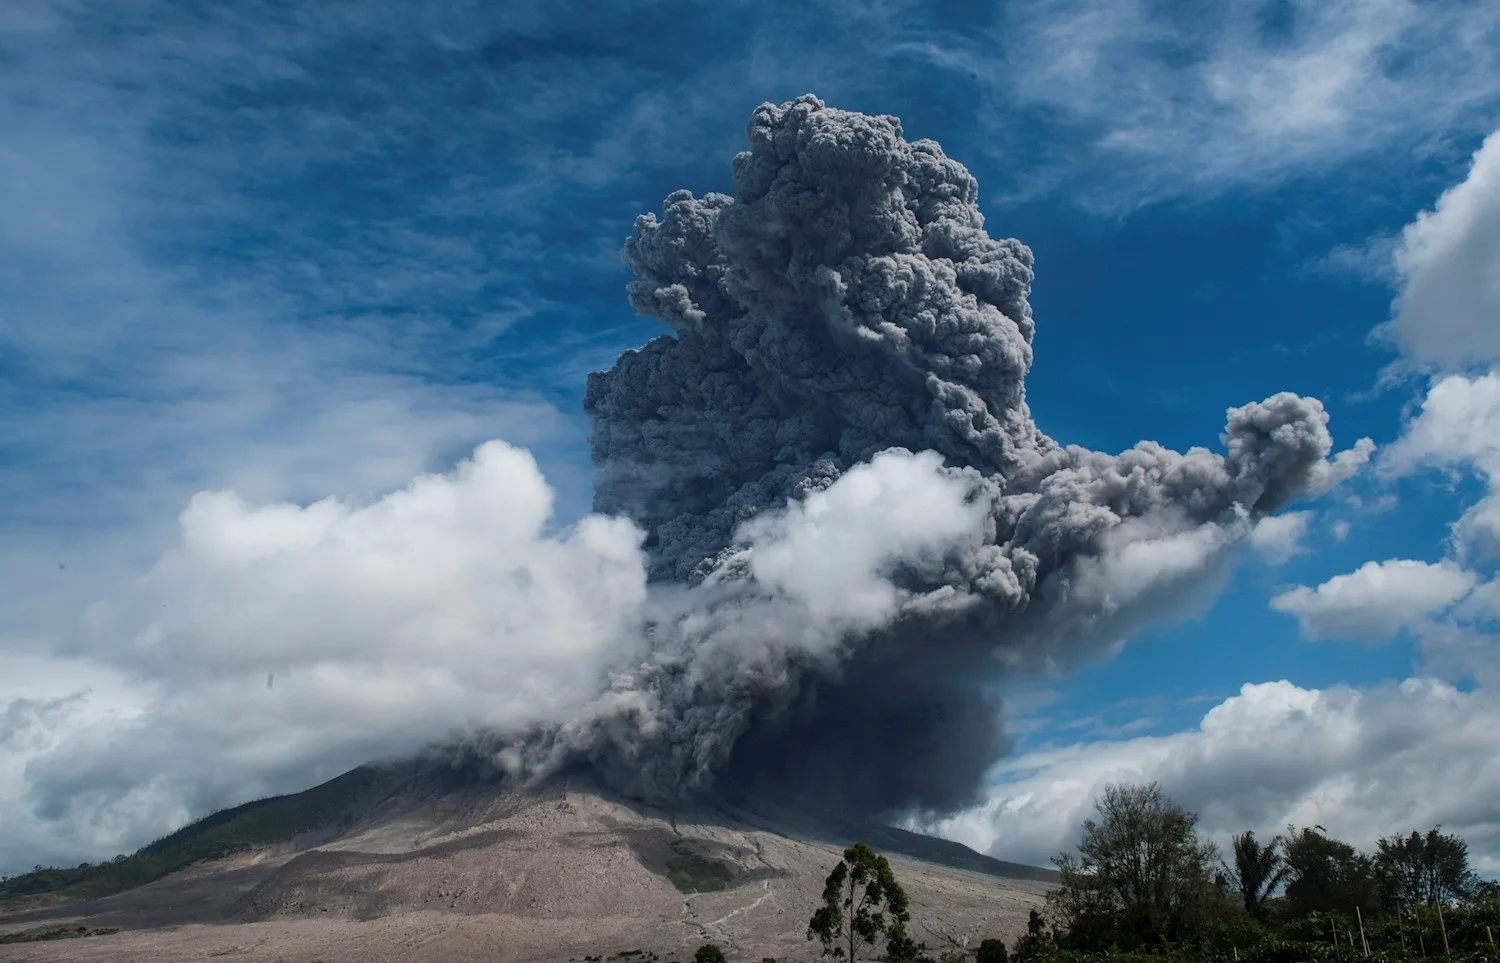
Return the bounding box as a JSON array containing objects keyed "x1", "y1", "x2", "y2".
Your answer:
[{"x1": 0, "y1": 766, "x2": 385, "y2": 909}]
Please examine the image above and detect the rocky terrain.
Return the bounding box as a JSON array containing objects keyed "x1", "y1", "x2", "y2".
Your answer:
[{"x1": 0, "y1": 768, "x2": 1054, "y2": 963}]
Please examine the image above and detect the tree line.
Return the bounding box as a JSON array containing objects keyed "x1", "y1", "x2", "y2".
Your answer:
[
  {"x1": 1034, "y1": 782, "x2": 1497, "y2": 962},
  {"x1": 773, "y1": 783, "x2": 1499, "y2": 963}
]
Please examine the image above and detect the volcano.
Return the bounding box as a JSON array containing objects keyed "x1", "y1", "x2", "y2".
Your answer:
[{"x1": 0, "y1": 763, "x2": 1056, "y2": 962}]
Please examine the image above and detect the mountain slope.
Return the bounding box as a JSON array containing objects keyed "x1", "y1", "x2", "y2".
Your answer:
[
  {"x1": 1, "y1": 763, "x2": 1052, "y2": 912},
  {"x1": 0, "y1": 765, "x2": 395, "y2": 910},
  {"x1": 0, "y1": 764, "x2": 1056, "y2": 963}
]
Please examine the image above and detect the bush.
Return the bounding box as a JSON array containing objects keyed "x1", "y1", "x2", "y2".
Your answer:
[
  {"x1": 694, "y1": 943, "x2": 726, "y2": 963},
  {"x1": 976, "y1": 938, "x2": 1009, "y2": 963}
]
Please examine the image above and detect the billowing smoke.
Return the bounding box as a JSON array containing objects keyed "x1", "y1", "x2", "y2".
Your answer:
[
  {"x1": 484, "y1": 95, "x2": 1367, "y2": 818},
  {"x1": 26, "y1": 97, "x2": 1369, "y2": 858}
]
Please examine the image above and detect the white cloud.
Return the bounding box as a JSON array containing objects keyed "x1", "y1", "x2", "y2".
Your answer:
[
  {"x1": 1250, "y1": 510, "x2": 1314, "y2": 565},
  {"x1": 928, "y1": 678, "x2": 1500, "y2": 877},
  {"x1": 1353, "y1": 134, "x2": 1500, "y2": 574},
  {"x1": 0, "y1": 445, "x2": 1003, "y2": 877},
  {"x1": 0, "y1": 442, "x2": 650, "y2": 876},
  {"x1": 907, "y1": 0, "x2": 1500, "y2": 207},
  {"x1": 1270, "y1": 559, "x2": 1478, "y2": 641},
  {"x1": 920, "y1": 12, "x2": 1500, "y2": 887},
  {"x1": 1313, "y1": 233, "x2": 1400, "y2": 283},
  {"x1": 0, "y1": 2, "x2": 603, "y2": 667},
  {"x1": 79, "y1": 441, "x2": 648, "y2": 687},
  {"x1": 1383, "y1": 371, "x2": 1500, "y2": 475},
  {"x1": 1457, "y1": 496, "x2": 1500, "y2": 559},
  {"x1": 737, "y1": 450, "x2": 988, "y2": 634},
  {"x1": 1381, "y1": 131, "x2": 1500, "y2": 370},
  {"x1": 1310, "y1": 437, "x2": 1377, "y2": 495},
  {"x1": 1416, "y1": 619, "x2": 1500, "y2": 691},
  {"x1": 1383, "y1": 370, "x2": 1500, "y2": 559},
  {"x1": 1073, "y1": 517, "x2": 1242, "y2": 613},
  {"x1": 1456, "y1": 578, "x2": 1500, "y2": 622}
]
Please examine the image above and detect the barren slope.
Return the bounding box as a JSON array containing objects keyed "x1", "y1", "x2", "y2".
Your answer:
[{"x1": 0, "y1": 773, "x2": 1051, "y2": 963}]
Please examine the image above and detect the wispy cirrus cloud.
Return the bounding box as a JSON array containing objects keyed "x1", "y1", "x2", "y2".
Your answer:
[
  {"x1": 2, "y1": 0, "x2": 764, "y2": 647},
  {"x1": 887, "y1": 0, "x2": 1500, "y2": 210}
]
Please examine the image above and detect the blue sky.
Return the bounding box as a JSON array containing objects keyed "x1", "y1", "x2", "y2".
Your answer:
[{"x1": 3, "y1": 0, "x2": 1500, "y2": 877}]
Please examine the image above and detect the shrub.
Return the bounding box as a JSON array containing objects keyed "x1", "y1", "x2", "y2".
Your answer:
[
  {"x1": 694, "y1": 943, "x2": 727, "y2": 963},
  {"x1": 976, "y1": 938, "x2": 1009, "y2": 963}
]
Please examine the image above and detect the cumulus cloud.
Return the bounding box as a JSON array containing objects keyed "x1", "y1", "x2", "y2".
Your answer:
[
  {"x1": 733, "y1": 450, "x2": 988, "y2": 633},
  {"x1": 0, "y1": 443, "x2": 650, "y2": 868},
  {"x1": 1381, "y1": 132, "x2": 1500, "y2": 370},
  {"x1": 1366, "y1": 136, "x2": 1500, "y2": 563},
  {"x1": 79, "y1": 441, "x2": 649, "y2": 694},
  {"x1": 926, "y1": 679, "x2": 1500, "y2": 877},
  {"x1": 1386, "y1": 370, "x2": 1500, "y2": 471},
  {"x1": 1270, "y1": 559, "x2": 1479, "y2": 641},
  {"x1": 1384, "y1": 370, "x2": 1500, "y2": 559},
  {"x1": 1250, "y1": 510, "x2": 1314, "y2": 565}
]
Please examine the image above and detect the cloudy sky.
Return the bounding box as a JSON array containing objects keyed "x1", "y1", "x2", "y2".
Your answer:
[{"x1": 3, "y1": 0, "x2": 1499, "y2": 878}]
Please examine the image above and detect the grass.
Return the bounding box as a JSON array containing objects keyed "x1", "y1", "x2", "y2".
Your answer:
[
  {"x1": 664, "y1": 841, "x2": 735, "y2": 894},
  {"x1": 0, "y1": 766, "x2": 385, "y2": 910}
]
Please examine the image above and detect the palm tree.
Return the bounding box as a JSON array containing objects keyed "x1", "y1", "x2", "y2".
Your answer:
[{"x1": 1226, "y1": 831, "x2": 1290, "y2": 918}]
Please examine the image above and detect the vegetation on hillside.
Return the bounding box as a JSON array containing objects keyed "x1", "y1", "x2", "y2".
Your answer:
[
  {"x1": 666, "y1": 841, "x2": 736, "y2": 894},
  {"x1": 791, "y1": 788, "x2": 1498, "y2": 963},
  {"x1": 1016, "y1": 782, "x2": 1498, "y2": 962},
  {"x1": 0, "y1": 766, "x2": 383, "y2": 908},
  {"x1": 875, "y1": 795, "x2": 1494, "y2": 963}
]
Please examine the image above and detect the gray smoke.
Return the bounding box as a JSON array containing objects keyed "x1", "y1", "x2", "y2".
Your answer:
[{"x1": 493, "y1": 95, "x2": 1363, "y2": 819}]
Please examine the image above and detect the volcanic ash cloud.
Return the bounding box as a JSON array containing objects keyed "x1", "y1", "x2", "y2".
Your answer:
[
  {"x1": 511, "y1": 94, "x2": 1371, "y2": 816},
  {"x1": 53, "y1": 97, "x2": 1371, "y2": 848}
]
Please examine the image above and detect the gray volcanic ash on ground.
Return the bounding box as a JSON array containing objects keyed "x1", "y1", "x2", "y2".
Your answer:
[
  {"x1": 0, "y1": 769, "x2": 1053, "y2": 963},
  {"x1": 498, "y1": 94, "x2": 1369, "y2": 817}
]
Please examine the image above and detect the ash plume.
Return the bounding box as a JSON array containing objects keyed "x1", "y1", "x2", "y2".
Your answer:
[{"x1": 488, "y1": 95, "x2": 1365, "y2": 818}]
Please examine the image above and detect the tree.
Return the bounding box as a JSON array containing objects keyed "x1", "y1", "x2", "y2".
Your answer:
[
  {"x1": 1375, "y1": 827, "x2": 1478, "y2": 908},
  {"x1": 975, "y1": 937, "x2": 1008, "y2": 963},
  {"x1": 807, "y1": 842, "x2": 920, "y2": 963},
  {"x1": 1282, "y1": 825, "x2": 1381, "y2": 917},
  {"x1": 694, "y1": 944, "x2": 727, "y2": 963},
  {"x1": 1011, "y1": 910, "x2": 1053, "y2": 962},
  {"x1": 1225, "y1": 831, "x2": 1290, "y2": 918},
  {"x1": 1468, "y1": 877, "x2": 1500, "y2": 909},
  {"x1": 1047, "y1": 782, "x2": 1220, "y2": 950}
]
